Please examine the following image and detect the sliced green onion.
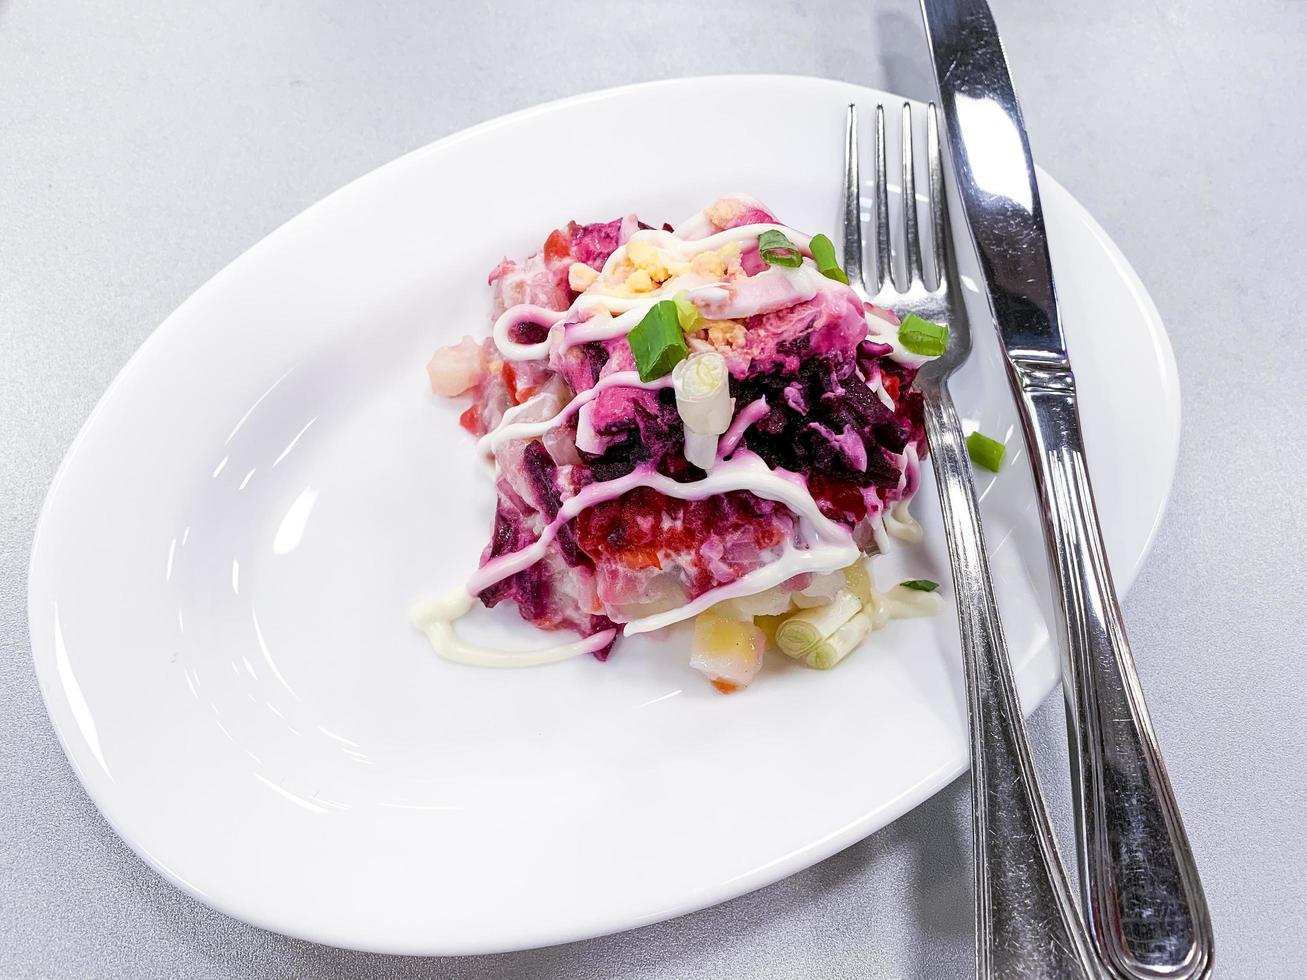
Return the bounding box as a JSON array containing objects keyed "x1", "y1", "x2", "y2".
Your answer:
[
  {"x1": 628, "y1": 300, "x2": 689, "y2": 381},
  {"x1": 899, "y1": 579, "x2": 939, "y2": 592},
  {"x1": 808, "y1": 233, "x2": 849, "y2": 284},
  {"x1": 898, "y1": 313, "x2": 950, "y2": 356},
  {"x1": 966, "y1": 431, "x2": 1005, "y2": 472},
  {"x1": 805, "y1": 609, "x2": 872, "y2": 669},
  {"x1": 775, "y1": 589, "x2": 863, "y2": 659},
  {"x1": 758, "y1": 229, "x2": 803, "y2": 268},
  {"x1": 672, "y1": 289, "x2": 700, "y2": 332}
]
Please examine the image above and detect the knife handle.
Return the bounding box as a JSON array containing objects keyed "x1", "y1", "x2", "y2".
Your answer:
[
  {"x1": 1015, "y1": 376, "x2": 1214, "y2": 979},
  {"x1": 919, "y1": 378, "x2": 1099, "y2": 980}
]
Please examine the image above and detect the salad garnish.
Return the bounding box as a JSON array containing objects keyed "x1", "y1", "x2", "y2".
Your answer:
[
  {"x1": 808, "y1": 233, "x2": 850, "y2": 285},
  {"x1": 757, "y1": 229, "x2": 804, "y2": 268},
  {"x1": 900, "y1": 579, "x2": 940, "y2": 592},
  {"x1": 627, "y1": 299, "x2": 688, "y2": 381},
  {"x1": 966, "y1": 430, "x2": 1005, "y2": 472},
  {"x1": 898, "y1": 313, "x2": 951, "y2": 357}
]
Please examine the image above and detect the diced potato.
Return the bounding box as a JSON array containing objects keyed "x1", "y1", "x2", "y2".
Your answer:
[
  {"x1": 689, "y1": 611, "x2": 766, "y2": 693},
  {"x1": 426, "y1": 335, "x2": 485, "y2": 397}
]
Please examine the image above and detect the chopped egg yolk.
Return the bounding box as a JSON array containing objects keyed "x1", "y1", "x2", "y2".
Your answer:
[
  {"x1": 705, "y1": 198, "x2": 747, "y2": 230},
  {"x1": 606, "y1": 239, "x2": 697, "y2": 295},
  {"x1": 602, "y1": 237, "x2": 744, "y2": 299},
  {"x1": 624, "y1": 268, "x2": 655, "y2": 293},
  {"x1": 568, "y1": 262, "x2": 599, "y2": 292},
  {"x1": 695, "y1": 319, "x2": 746, "y2": 351},
  {"x1": 689, "y1": 241, "x2": 743, "y2": 280},
  {"x1": 625, "y1": 240, "x2": 674, "y2": 283}
]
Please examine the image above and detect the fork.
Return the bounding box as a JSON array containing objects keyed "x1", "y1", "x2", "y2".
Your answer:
[{"x1": 843, "y1": 103, "x2": 1101, "y2": 979}]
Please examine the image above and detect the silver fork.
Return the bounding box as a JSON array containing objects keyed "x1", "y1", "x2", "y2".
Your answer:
[{"x1": 844, "y1": 103, "x2": 1101, "y2": 980}]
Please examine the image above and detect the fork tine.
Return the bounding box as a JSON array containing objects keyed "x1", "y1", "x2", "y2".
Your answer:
[
  {"x1": 873, "y1": 105, "x2": 892, "y2": 295},
  {"x1": 901, "y1": 103, "x2": 923, "y2": 286},
  {"x1": 927, "y1": 102, "x2": 947, "y2": 290},
  {"x1": 841, "y1": 104, "x2": 867, "y2": 293}
]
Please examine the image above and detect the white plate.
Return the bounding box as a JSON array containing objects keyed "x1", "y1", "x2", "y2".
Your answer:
[{"x1": 29, "y1": 75, "x2": 1180, "y2": 955}]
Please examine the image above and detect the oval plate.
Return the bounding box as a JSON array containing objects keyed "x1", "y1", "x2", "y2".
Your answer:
[{"x1": 29, "y1": 76, "x2": 1179, "y2": 955}]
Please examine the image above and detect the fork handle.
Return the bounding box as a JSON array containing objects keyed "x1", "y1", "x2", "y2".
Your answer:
[
  {"x1": 1015, "y1": 378, "x2": 1214, "y2": 979},
  {"x1": 918, "y1": 377, "x2": 1099, "y2": 980}
]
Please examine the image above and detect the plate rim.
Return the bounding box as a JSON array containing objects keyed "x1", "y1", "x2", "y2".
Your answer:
[{"x1": 27, "y1": 73, "x2": 1181, "y2": 955}]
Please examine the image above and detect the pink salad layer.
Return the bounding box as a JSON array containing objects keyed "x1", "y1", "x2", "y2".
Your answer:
[{"x1": 428, "y1": 197, "x2": 926, "y2": 659}]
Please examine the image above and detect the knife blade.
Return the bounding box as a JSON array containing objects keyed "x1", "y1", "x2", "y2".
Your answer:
[{"x1": 917, "y1": 1, "x2": 1216, "y2": 978}]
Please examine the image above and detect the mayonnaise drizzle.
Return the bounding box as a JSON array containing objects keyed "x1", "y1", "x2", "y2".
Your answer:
[
  {"x1": 717, "y1": 397, "x2": 769, "y2": 460},
  {"x1": 476, "y1": 370, "x2": 672, "y2": 454},
  {"x1": 865, "y1": 581, "x2": 944, "y2": 626},
  {"x1": 491, "y1": 304, "x2": 566, "y2": 362},
  {"x1": 411, "y1": 590, "x2": 616, "y2": 667},
  {"x1": 466, "y1": 450, "x2": 855, "y2": 598},
  {"x1": 883, "y1": 443, "x2": 923, "y2": 544}
]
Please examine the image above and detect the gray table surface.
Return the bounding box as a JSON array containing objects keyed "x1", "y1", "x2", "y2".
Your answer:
[{"x1": 3, "y1": 1, "x2": 1304, "y2": 976}]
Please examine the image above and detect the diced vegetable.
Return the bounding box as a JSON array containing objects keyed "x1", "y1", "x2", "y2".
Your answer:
[
  {"x1": 808, "y1": 233, "x2": 849, "y2": 284},
  {"x1": 805, "y1": 610, "x2": 872, "y2": 669},
  {"x1": 899, "y1": 579, "x2": 939, "y2": 592},
  {"x1": 898, "y1": 313, "x2": 950, "y2": 357},
  {"x1": 628, "y1": 300, "x2": 689, "y2": 381},
  {"x1": 775, "y1": 589, "x2": 864, "y2": 659},
  {"x1": 758, "y1": 229, "x2": 803, "y2": 268},
  {"x1": 690, "y1": 611, "x2": 767, "y2": 693},
  {"x1": 673, "y1": 351, "x2": 734, "y2": 469},
  {"x1": 966, "y1": 430, "x2": 1005, "y2": 472},
  {"x1": 672, "y1": 289, "x2": 700, "y2": 332},
  {"x1": 715, "y1": 588, "x2": 793, "y2": 621},
  {"x1": 425, "y1": 336, "x2": 486, "y2": 397}
]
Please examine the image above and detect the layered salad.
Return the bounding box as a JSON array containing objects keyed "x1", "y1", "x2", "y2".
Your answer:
[{"x1": 414, "y1": 194, "x2": 945, "y2": 691}]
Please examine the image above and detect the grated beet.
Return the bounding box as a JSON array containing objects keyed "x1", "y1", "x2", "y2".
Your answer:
[
  {"x1": 734, "y1": 355, "x2": 918, "y2": 491},
  {"x1": 567, "y1": 218, "x2": 624, "y2": 270}
]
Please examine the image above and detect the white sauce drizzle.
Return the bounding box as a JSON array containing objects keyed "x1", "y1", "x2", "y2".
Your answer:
[
  {"x1": 476, "y1": 370, "x2": 671, "y2": 454},
  {"x1": 411, "y1": 589, "x2": 615, "y2": 667},
  {"x1": 884, "y1": 444, "x2": 923, "y2": 544},
  {"x1": 717, "y1": 396, "x2": 769, "y2": 460},
  {"x1": 466, "y1": 450, "x2": 855, "y2": 597},
  {"x1": 491, "y1": 304, "x2": 565, "y2": 362},
  {"x1": 865, "y1": 582, "x2": 944, "y2": 626},
  {"x1": 883, "y1": 499, "x2": 923, "y2": 544}
]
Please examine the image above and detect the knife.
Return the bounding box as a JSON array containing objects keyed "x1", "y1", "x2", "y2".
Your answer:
[{"x1": 916, "y1": 1, "x2": 1215, "y2": 978}]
